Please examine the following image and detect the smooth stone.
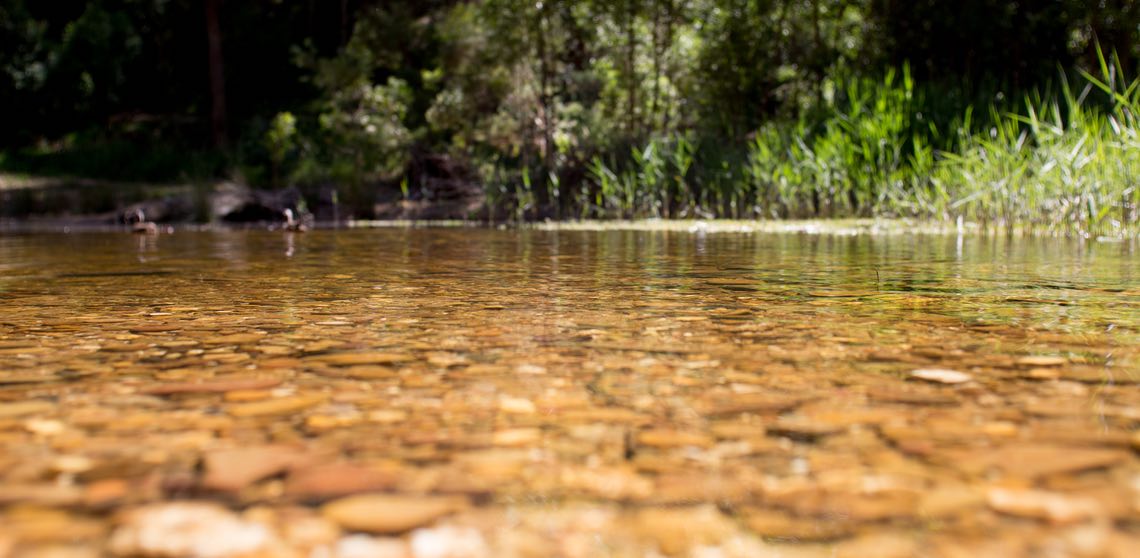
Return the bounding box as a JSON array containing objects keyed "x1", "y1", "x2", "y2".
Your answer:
[
  {"x1": 337, "y1": 365, "x2": 398, "y2": 379},
  {"x1": 226, "y1": 394, "x2": 326, "y2": 417},
  {"x1": 0, "y1": 373, "x2": 59, "y2": 385},
  {"x1": 1, "y1": 508, "x2": 105, "y2": 543},
  {"x1": 498, "y1": 397, "x2": 536, "y2": 414},
  {"x1": 83, "y1": 479, "x2": 130, "y2": 508},
  {"x1": 368, "y1": 410, "x2": 408, "y2": 424},
  {"x1": 311, "y1": 353, "x2": 415, "y2": 366},
  {"x1": 559, "y1": 408, "x2": 651, "y2": 424},
  {"x1": 560, "y1": 466, "x2": 654, "y2": 500},
  {"x1": 835, "y1": 533, "x2": 918, "y2": 558},
  {"x1": 987, "y1": 488, "x2": 1103, "y2": 524},
  {"x1": 909, "y1": 368, "x2": 974, "y2": 384},
  {"x1": 0, "y1": 401, "x2": 55, "y2": 419},
  {"x1": 202, "y1": 445, "x2": 311, "y2": 492},
  {"x1": 0, "y1": 484, "x2": 83, "y2": 506},
  {"x1": 286, "y1": 463, "x2": 399, "y2": 499},
  {"x1": 866, "y1": 387, "x2": 957, "y2": 405},
  {"x1": 16, "y1": 545, "x2": 100, "y2": 558},
  {"x1": 766, "y1": 418, "x2": 844, "y2": 440},
  {"x1": 204, "y1": 333, "x2": 266, "y2": 345},
  {"x1": 409, "y1": 526, "x2": 489, "y2": 558},
  {"x1": 917, "y1": 486, "x2": 986, "y2": 518},
  {"x1": 650, "y1": 473, "x2": 758, "y2": 505},
  {"x1": 333, "y1": 534, "x2": 410, "y2": 558},
  {"x1": 141, "y1": 376, "x2": 282, "y2": 395},
  {"x1": 223, "y1": 389, "x2": 272, "y2": 402},
  {"x1": 492, "y1": 428, "x2": 541, "y2": 447},
  {"x1": 636, "y1": 429, "x2": 715, "y2": 448},
  {"x1": 635, "y1": 505, "x2": 737, "y2": 555},
  {"x1": 939, "y1": 445, "x2": 1129, "y2": 478},
  {"x1": 744, "y1": 508, "x2": 853, "y2": 541},
  {"x1": 697, "y1": 394, "x2": 807, "y2": 416},
  {"x1": 321, "y1": 494, "x2": 468, "y2": 534},
  {"x1": 280, "y1": 515, "x2": 341, "y2": 549},
  {"x1": 108, "y1": 502, "x2": 276, "y2": 557},
  {"x1": 1016, "y1": 355, "x2": 1068, "y2": 367}
]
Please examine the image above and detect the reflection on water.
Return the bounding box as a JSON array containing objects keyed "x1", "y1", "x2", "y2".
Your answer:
[{"x1": 0, "y1": 229, "x2": 1138, "y2": 556}]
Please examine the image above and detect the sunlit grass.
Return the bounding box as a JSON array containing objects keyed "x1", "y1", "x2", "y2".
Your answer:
[
  {"x1": 510, "y1": 54, "x2": 1140, "y2": 237},
  {"x1": 923, "y1": 46, "x2": 1140, "y2": 237}
]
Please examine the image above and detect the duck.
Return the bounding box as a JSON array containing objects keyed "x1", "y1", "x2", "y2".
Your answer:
[
  {"x1": 130, "y1": 209, "x2": 159, "y2": 234},
  {"x1": 282, "y1": 208, "x2": 310, "y2": 232}
]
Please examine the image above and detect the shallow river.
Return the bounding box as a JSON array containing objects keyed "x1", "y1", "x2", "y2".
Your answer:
[{"x1": 1, "y1": 228, "x2": 1139, "y2": 557}]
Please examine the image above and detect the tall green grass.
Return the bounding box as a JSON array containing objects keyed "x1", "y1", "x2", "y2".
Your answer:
[
  {"x1": 513, "y1": 53, "x2": 1139, "y2": 236},
  {"x1": 922, "y1": 47, "x2": 1140, "y2": 235}
]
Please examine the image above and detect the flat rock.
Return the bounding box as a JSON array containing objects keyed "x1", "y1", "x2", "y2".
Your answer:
[
  {"x1": 0, "y1": 373, "x2": 59, "y2": 385},
  {"x1": 635, "y1": 505, "x2": 737, "y2": 555},
  {"x1": 310, "y1": 353, "x2": 416, "y2": 366},
  {"x1": 0, "y1": 483, "x2": 84, "y2": 506},
  {"x1": 286, "y1": 463, "x2": 399, "y2": 499},
  {"x1": 202, "y1": 445, "x2": 311, "y2": 492},
  {"x1": 333, "y1": 534, "x2": 411, "y2": 558},
  {"x1": 314, "y1": 365, "x2": 398, "y2": 379},
  {"x1": 744, "y1": 508, "x2": 853, "y2": 541},
  {"x1": 321, "y1": 494, "x2": 468, "y2": 534},
  {"x1": 987, "y1": 488, "x2": 1103, "y2": 524},
  {"x1": 141, "y1": 376, "x2": 282, "y2": 395},
  {"x1": 498, "y1": 397, "x2": 536, "y2": 414},
  {"x1": 909, "y1": 368, "x2": 973, "y2": 384},
  {"x1": 937, "y1": 445, "x2": 1129, "y2": 479},
  {"x1": 767, "y1": 418, "x2": 844, "y2": 440},
  {"x1": 108, "y1": 502, "x2": 277, "y2": 557},
  {"x1": 866, "y1": 387, "x2": 957, "y2": 405},
  {"x1": 559, "y1": 408, "x2": 651, "y2": 424},
  {"x1": 835, "y1": 533, "x2": 918, "y2": 558},
  {"x1": 560, "y1": 466, "x2": 654, "y2": 500},
  {"x1": 0, "y1": 400, "x2": 55, "y2": 418},
  {"x1": 409, "y1": 526, "x2": 489, "y2": 558},
  {"x1": 697, "y1": 393, "x2": 807, "y2": 416},
  {"x1": 492, "y1": 427, "x2": 542, "y2": 447},
  {"x1": 636, "y1": 429, "x2": 714, "y2": 449},
  {"x1": 227, "y1": 394, "x2": 326, "y2": 417},
  {"x1": 1016, "y1": 355, "x2": 1068, "y2": 367},
  {"x1": 203, "y1": 333, "x2": 266, "y2": 345},
  {"x1": 917, "y1": 486, "x2": 986, "y2": 518}
]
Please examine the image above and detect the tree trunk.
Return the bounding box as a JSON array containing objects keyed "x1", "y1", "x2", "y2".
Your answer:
[
  {"x1": 205, "y1": 0, "x2": 228, "y2": 148},
  {"x1": 650, "y1": 0, "x2": 661, "y2": 134},
  {"x1": 625, "y1": 0, "x2": 638, "y2": 137},
  {"x1": 659, "y1": 0, "x2": 674, "y2": 135},
  {"x1": 536, "y1": 7, "x2": 554, "y2": 184},
  {"x1": 812, "y1": 0, "x2": 824, "y2": 106}
]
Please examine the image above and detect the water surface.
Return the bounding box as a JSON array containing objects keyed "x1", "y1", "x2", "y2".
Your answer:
[{"x1": 1, "y1": 229, "x2": 1138, "y2": 556}]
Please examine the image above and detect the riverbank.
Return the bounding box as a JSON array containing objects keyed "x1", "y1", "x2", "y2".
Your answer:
[{"x1": 3, "y1": 172, "x2": 1138, "y2": 240}]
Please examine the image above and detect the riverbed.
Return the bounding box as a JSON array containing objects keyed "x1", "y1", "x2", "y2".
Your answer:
[{"x1": 1, "y1": 227, "x2": 1138, "y2": 557}]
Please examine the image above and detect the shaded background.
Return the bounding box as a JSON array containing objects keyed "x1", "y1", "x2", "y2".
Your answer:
[{"x1": 2, "y1": 0, "x2": 1138, "y2": 220}]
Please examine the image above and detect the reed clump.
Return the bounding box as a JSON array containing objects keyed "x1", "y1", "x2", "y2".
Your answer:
[{"x1": 564, "y1": 51, "x2": 1139, "y2": 237}]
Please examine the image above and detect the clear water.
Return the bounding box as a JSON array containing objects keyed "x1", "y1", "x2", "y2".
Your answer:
[{"x1": 1, "y1": 228, "x2": 1138, "y2": 556}]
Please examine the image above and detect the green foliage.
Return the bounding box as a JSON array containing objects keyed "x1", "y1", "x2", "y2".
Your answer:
[
  {"x1": 925, "y1": 50, "x2": 1140, "y2": 236},
  {"x1": 4, "y1": 1, "x2": 1140, "y2": 231},
  {"x1": 264, "y1": 112, "x2": 297, "y2": 187},
  {"x1": 317, "y1": 78, "x2": 412, "y2": 183}
]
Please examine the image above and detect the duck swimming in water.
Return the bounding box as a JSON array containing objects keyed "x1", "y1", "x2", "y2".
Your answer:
[
  {"x1": 282, "y1": 208, "x2": 310, "y2": 232},
  {"x1": 130, "y1": 209, "x2": 159, "y2": 234}
]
